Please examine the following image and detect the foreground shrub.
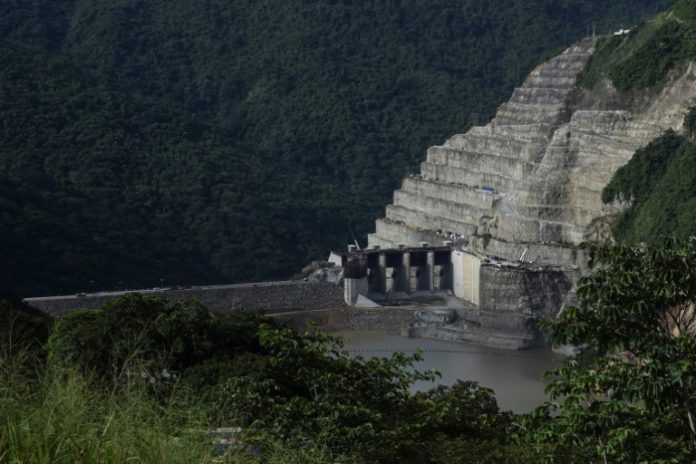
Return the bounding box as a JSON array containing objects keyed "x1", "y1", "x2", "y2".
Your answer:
[
  {"x1": 0, "y1": 354, "x2": 214, "y2": 463},
  {"x1": 527, "y1": 239, "x2": 696, "y2": 463}
]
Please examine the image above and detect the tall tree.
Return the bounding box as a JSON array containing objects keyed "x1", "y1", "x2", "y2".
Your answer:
[{"x1": 527, "y1": 239, "x2": 696, "y2": 463}]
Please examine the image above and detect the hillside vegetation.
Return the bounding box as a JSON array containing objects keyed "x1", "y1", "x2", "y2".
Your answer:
[
  {"x1": 604, "y1": 131, "x2": 696, "y2": 244},
  {"x1": 580, "y1": 0, "x2": 696, "y2": 90},
  {"x1": 0, "y1": 0, "x2": 675, "y2": 296},
  {"x1": 592, "y1": 0, "x2": 696, "y2": 244},
  {"x1": 674, "y1": 0, "x2": 696, "y2": 21},
  {"x1": 6, "y1": 239, "x2": 696, "y2": 463},
  {"x1": 0, "y1": 295, "x2": 526, "y2": 463}
]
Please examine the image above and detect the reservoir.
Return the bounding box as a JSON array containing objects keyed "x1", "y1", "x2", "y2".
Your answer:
[{"x1": 338, "y1": 331, "x2": 563, "y2": 413}]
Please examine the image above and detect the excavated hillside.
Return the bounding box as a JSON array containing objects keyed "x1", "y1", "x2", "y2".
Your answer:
[{"x1": 368, "y1": 36, "x2": 696, "y2": 268}]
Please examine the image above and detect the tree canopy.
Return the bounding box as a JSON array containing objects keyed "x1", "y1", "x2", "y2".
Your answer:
[
  {"x1": 7, "y1": 236, "x2": 696, "y2": 462},
  {"x1": 527, "y1": 239, "x2": 696, "y2": 463},
  {"x1": 20, "y1": 294, "x2": 523, "y2": 463}
]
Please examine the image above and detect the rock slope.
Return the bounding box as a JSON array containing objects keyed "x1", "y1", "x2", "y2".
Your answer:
[{"x1": 369, "y1": 37, "x2": 696, "y2": 269}]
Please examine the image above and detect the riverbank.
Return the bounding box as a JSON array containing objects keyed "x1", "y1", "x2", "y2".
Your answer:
[{"x1": 270, "y1": 304, "x2": 552, "y2": 350}]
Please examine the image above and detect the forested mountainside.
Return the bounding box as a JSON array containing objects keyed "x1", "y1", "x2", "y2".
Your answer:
[
  {"x1": 588, "y1": 2, "x2": 696, "y2": 244},
  {"x1": 0, "y1": 0, "x2": 674, "y2": 296},
  {"x1": 604, "y1": 132, "x2": 696, "y2": 244}
]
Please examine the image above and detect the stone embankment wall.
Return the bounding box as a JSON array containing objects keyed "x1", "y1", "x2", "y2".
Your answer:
[
  {"x1": 341, "y1": 308, "x2": 415, "y2": 333},
  {"x1": 26, "y1": 281, "x2": 346, "y2": 317},
  {"x1": 367, "y1": 39, "x2": 600, "y2": 263},
  {"x1": 409, "y1": 315, "x2": 540, "y2": 350},
  {"x1": 273, "y1": 305, "x2": 546, "y2": 350},
  {"x1": 478, "y1": 266, "x2": 575, "y2": 318},
  {"x1": 272, "y1": 307, "x2": 415, "y2": 335}
]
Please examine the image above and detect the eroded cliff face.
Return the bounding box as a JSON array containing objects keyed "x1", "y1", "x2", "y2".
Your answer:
[{"x1": 368, "y1": 38, "x2": 696, "y2": 269}]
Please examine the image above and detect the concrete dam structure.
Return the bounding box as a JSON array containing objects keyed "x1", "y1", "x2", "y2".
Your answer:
[
  {"x1": 356, "y1": 37, "x2": 696, "y2": 346},
  {"x1": 25, "y1": 281, "x2": 347, "y2": 318},
  {"x1": 368, "y1": 37, "x2": 696, "y2": 263},
  {"x1": 335, "y1": 245, "x2": 574, "y2": 349}
]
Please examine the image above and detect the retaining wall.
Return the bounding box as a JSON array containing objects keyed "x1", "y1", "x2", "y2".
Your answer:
[{"x1": 25, "y1": 281, "x2": 347, "y2": 317}]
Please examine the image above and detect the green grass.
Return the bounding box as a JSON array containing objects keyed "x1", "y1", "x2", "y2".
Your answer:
[
  {"x1": 227, "y1": 444, "x2": 358, "y2": 464},
  {"x1": 0, "y1": 353, "x2": 216, "y2": 463}
]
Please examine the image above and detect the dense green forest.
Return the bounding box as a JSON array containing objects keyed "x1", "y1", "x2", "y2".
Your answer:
[
  {"x1": 604, "y1": 130, "x2": 696, "y2": 244},
  {"x1": 0, "y1": 0, "x2": 675, "y2": 296},
  {"x1": 5, "y1": 239, "x2": 696, "y2": 462}
]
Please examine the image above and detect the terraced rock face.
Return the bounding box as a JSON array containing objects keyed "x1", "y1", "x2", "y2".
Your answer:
[{"x1": 368, "y1": 38, "x2": 696, "y2": 268}]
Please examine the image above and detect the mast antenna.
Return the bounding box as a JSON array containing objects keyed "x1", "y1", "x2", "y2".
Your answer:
[{"x1": 347, "y1": 223, "x2": 361, "y2": 250}]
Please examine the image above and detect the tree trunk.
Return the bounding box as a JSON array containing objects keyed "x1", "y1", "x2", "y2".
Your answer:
[{"x1": 686, "y1": 399, "x2": 696, "y2": 450}]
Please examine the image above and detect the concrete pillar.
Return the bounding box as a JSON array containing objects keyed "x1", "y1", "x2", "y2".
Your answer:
[
  {"x1": 433, "y1": 265, "x2": 442, "y2": 290},
  {"x1": 451, "y1": 251, "x2": 481, "y2": 305},
  {"x1": 440, "y1": 262, "x2": 453, "y2": 291},
  {"x1": 386, "y1": 268, "x2": 395, "y2": 294},
  {"x1": 344, "y1": 278, "x2": 368, "y2": 306},
  {"x1": 378, "y1": 252, "x2": 387, "y2": 294},
  {"x1": 410, "y1": 260, "x2": 419, "y2": 291},
  {"x1": 398, "y1": 252, "x2": 411, "y2": 292},
  {"x1": 426, "y1": 251, "x2": 435, "y2": 291}
]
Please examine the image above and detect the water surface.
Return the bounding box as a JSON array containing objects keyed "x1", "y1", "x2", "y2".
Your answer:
[{"x1": 338, "y1": 331, "x2": 563, "y2": 413}]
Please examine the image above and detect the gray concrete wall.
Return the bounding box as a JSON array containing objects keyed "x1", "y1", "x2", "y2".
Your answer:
[
  {"x1": 479, "y1": 266, "x2": 573, "y2": 316},
  {"x1": 271, "y1": 307, "x2": 414, "y2": 335},
  {"x1": 25, "y1": 281, "x2": 347, "y2": 317},
  {"x1": 342, "y1": 308, "x2": 414, "y2": 333}
]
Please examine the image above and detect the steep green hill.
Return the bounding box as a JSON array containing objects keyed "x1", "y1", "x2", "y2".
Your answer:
[
  {"x1": 674, "y1": 0, "x2": 696, "y2": 21},
  {"x1": 0, "y1": 0, "x2": 675, "y2": 296},
  {"x1": 590, "y1": 0, "x2": 696, "y2": 244},
  {"x1": 604, "y1": 131, "x2": 696, "y2": 243},
  {"x1": 580, "y1": 0, "x2": 696, "y2": 90}
]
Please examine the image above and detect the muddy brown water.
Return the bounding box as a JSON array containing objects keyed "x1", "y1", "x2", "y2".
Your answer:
[{"x1": 338, "y1": 331, "x2": 564, "y2": 413}]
